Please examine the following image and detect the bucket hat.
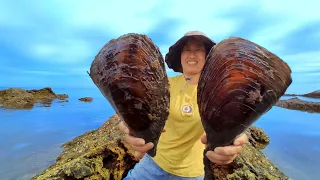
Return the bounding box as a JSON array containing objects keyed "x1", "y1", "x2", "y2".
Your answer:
[{"x1": 165, "y1": 31, "x2": 216, "y2": 73}]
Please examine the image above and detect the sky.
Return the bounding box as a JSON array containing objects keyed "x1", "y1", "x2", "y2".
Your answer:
[{"x1": 0, "y1": 0, "x2": 319, "y2": 94}]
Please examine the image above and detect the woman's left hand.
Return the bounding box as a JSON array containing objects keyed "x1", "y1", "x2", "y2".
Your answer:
[{"x1": 201, "y1": 133, "x2": 248, "y2": 165}]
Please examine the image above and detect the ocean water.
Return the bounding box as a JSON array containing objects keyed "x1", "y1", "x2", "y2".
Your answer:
[
  {"x1": 0, "y1": 87, "x2": 319, "y2": 180},
  {"x1": 0, "y1": 87, "x2": 115, "y2": 180}
]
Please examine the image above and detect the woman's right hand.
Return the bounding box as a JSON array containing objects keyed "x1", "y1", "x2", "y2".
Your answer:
[{"x1": 118, "y1": 121, "x2": 154, "y2": 159}]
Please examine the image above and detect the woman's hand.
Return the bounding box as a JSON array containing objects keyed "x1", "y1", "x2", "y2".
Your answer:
[
  {"x1": 201, "y1": 133, "x2": 248, "y2": 165},
  {"x1": 119, "y1": 121, "x2": 165, "y2": 159}
]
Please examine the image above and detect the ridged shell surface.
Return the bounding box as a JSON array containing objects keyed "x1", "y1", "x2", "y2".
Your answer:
[
  {"x1": 198, "y1": 37, "x2": 292, "y2": 179},
  {"x1": 89, "y1": 33, "x2": 170, "y2": 157}
]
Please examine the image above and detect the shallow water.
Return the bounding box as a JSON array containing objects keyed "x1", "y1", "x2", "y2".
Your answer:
[
  {"x1": 0, "y1": 87, "x2": 319, "y2": 180},
  {"x1": 0, "y1": 87, "x2": 115, "y2": 180},
  {"x1": 256, "y1": 107, "x2": 320, "y2": 180}
]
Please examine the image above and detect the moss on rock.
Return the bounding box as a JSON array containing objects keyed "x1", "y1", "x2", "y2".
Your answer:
[
  {"x1": 0, "y1": 87, "x2": 68, "y2": 109},
  {"x1": 33, "y1": 114, "x2": 288, "y2": 180}
]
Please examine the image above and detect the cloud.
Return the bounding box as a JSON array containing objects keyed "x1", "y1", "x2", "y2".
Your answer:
[
  {"x1": 0, "y1": 0, "x2": 156, "y2": 65},
  {"x1": 216, "y1": 2, "x2": 287, "y2": 43},
  {"x1": 29, "y1": 39, "x2": 93, "y2": 64},
  {"x1": 59, "y1": 0, "x2": 158, "y2": 34},
  {"x1": 0, "y1": 66, "x2": 89, "y2": 76},
  {"x1": 274, "y1": 21, "x2": 320, "y2": 55},
  {"x1": 0, "y1": 0, "x2": 319, "y2": 91},
  {"x1": 146, "y1": 18, "x2": 186, "y2": 47},
  {"x1": 259, "y1": 0, "x2": 320, "y2": 21},
  {"x1": 282, "y1": 51, "x2": 320, "y2": 69}
]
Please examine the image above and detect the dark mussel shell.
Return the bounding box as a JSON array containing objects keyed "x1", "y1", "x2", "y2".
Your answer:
[
  {"x1": 89, "y1": 33, "x2": 170, "y2": 157},
  {"x1": 198, "y1": 37, "x2": 292, "y2": 179}
]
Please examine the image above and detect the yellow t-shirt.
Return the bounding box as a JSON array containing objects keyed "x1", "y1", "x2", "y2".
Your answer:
[{"x1": 152, "y1": 74, "x2": 206, "y2": 177}]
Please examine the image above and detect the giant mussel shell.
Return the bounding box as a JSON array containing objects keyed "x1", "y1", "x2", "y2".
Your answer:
[
  {"x1": 89, "y1": 33, "x2": 170, "y2": 157},
  {"x1": 198, "y1": 37, "x2": 292, "y2": 179}
]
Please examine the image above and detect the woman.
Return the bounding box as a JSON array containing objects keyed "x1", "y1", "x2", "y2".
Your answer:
[{"x1": 119, "y1": 31, "x2": 248, "y2": 180}]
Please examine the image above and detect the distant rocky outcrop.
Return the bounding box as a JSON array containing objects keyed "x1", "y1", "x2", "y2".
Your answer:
[
  {"x1": 275, "y1": 97, "x2": 320, "y2": 113},
  {"x1": 303, "y1": 90, "x2": 320, "y2": 98},
  {"x1": 284, "y1": 90, "x2": 320, "y2": 99},
  {"x1": 283, "y1": 93, "x2": 298, "y2": 96},
  {"x1": 57, "y1": 94, "x2": 69, "y2": 100},
  {"x1": 33, "y1": 114, "x2": 288, "y2": 180},
  {"x1": 0, "y1": 87, "x2": 68, "y2": 109},
  {"x1": 79, "y1": 97, "x2": 93, "y2": 102}
]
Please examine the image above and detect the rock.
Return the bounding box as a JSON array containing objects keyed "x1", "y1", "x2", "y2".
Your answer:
[
  {"x1": 0, "y1": 88, "x2": 34, "y2": 109},
  {"x1": 57, "y1": 94, "x2": 69, "y2": 100},
  {"x1": 245, "y1": 126, "x2": 270, "y2": 150},
  {"x1": 26, "y1": 87, "x2": 57, "y2": 99},
  {"x1": 33, "y1": 114, "x2": 288, "y2": 180},
  {"x1": 212, "y1": 143, "x2": 287, "y2": 180},
  {"x1": 283, "y1": 93, "x2": 298, "y2": 96},
  {"x1": 0, "y1": 87, "x2": 68, "y2": 109},
  {"x1": 275, "y1": 97, "x2": 320, "y2": 113},
  {"x1": 32, "y1": 114, "x2": 137, "y2": 180},
  {"x1": 283, "y1": 90, "x2": 320, "y2": 99},
  {"x1": 212, "y1": 127, "x2": 287, "y2": 180},
  {"x1": 79, "y1": 97, "x2": 93, "y2": 102},
  {"x1": 302, "y1": 90, "x2": 320, "y2": 98}
]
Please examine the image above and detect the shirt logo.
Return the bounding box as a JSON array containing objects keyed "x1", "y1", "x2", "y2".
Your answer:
[{"x1": 182, "y1": 105, "x2": 192, "y2": 113}]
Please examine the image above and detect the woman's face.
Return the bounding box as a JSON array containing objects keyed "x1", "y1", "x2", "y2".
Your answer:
[{"x1": 180, "y1": 39, "x2": 206, "y2": 76}]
